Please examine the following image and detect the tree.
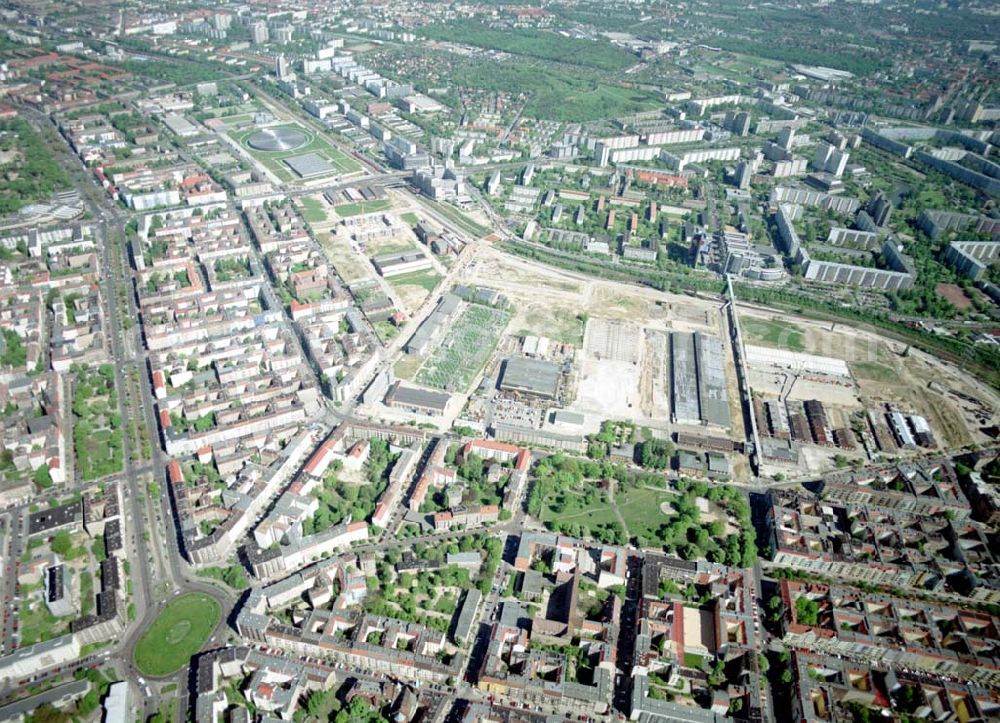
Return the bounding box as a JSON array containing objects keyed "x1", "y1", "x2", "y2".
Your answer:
[
  {"x1": 636, "y1": 438, "x2": 674, "y2": 469},
  {"x1": 76, "y1": 690, "x2": 100, "y2": 717},
  {"x1": 26, "y1": 704, "x2": 69, "y2": 723},
  {"x1": 0, "y1": 329, "x2": 27, "y2": 368},
  {"x1": 91, "y1": 537, "x2": 107, "y2": 562},
  {"x1": 334, "y1": 698, "x2": 386, "y2": 723},
  {"x1": 303, "y1": 689, "x2": 336, "y2": 719},
  {"x1": 50, "y1": 530, "x2": 72, "y2": 556},
  {"x1": 795, "y1": 596, "x2": 820, "y2": 626},
  {"x1": 707, "y1": 658, "x2": 726, "y2": 689},
  {"x1": 33, "y1": 464, "x2": 53, "y2": 489}
]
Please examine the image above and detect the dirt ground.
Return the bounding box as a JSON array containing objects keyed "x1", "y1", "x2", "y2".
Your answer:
[
  {"x1": 320, "y1": 233, "x2": 372, "y2": 283},
  {"x1": 509, "y1": 301, "x2": 587, "y2": 346},
  {"x1": 392, "y1": 282, "x2": 434, "y2": 313},
  {"x1": 935, "y1": 283, "x2": 974, "y2": 310},
  {"x1": 785, "y1": 377, "x2": 862, "y2": 408}
]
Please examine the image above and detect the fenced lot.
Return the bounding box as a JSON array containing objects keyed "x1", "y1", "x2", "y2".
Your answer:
[{"x1": 416, "y1": 305, "x2": 511, "y2": 392}]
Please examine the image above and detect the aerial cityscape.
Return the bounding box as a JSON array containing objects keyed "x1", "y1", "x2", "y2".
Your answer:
[{"x1": 0, "y1": 1, "x2": 999, "y2": 722}]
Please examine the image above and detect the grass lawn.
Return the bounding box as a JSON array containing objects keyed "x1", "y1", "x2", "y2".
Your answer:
[
  {"x1": 616, "y1": 486, "x2": 675, "y2": 540},
  {"x1": 740, "y1": 317, "x2": 806, "y2": 352},
  {"x1": 299, "y1": 197, "x2": 328, "y2": 224},
  {"x1": 335, "y1": 198, "x2": 392, "y2": 217},
  {"x1": 370, "y1": 240, "x2": 418, "y2": 256},
  {"x1": 539, "y1": 490, "x2": 619, "y2": 528},
  {"x1": 220, "y1": 113, "x2": 254, "y2": 126},
  {"x1": 134, "y1": 593, "x2": 220, "y2": 677},
  {"x1": 400, "y1": 212, "x2": 420, "y2": 226},
  {"x1": 684, "y1": 651, "x2": 705, "y2": 669},
  {"x1": 80, "y1": 571, "x2": 94, "y2": 616},
  {"x1": 394, "y1": 355, "x2": 423, "y2": 380},
  {"x1": 18, "y1": 599, "x2": 71, "y2": 646},
  {"x1": 387, "y1": 269, "x2": 441, "y2": 292},
  {"x1": 850, "y1": 360, "x2": 897, "y2": 383}
]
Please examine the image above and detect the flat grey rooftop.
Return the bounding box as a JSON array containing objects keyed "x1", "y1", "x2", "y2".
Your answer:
[{"x1": 284, "y1": 152, "x2": 335, "y2": 178}]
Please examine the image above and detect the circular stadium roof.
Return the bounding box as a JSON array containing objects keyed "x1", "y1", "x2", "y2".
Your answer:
[{"x1": 246, "y1": 127, "x2": 308, "y2": 152}]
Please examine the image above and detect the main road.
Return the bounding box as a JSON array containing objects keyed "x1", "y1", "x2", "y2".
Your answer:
[{"x1": 17, "y1": 106, "x2": 234, "y2": 721}]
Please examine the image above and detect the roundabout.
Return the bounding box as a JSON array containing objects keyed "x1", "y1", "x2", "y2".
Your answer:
[{"x1": 133, "y1": 592, "x2": 221, "y2": 677}]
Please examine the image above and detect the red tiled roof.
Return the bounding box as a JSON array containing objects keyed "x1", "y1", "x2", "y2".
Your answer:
[{"x1": 167, "y1": 460, "x2": 183, "y2": 484}]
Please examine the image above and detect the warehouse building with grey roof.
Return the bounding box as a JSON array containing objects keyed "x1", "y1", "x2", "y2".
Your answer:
[
  {"x1": 384, "y1": 382, "x2": 452, "y2": 416},
  {"x1": 498, "y1": 357, "x2": 561, "y2": 400},
  {"x1": 670, "y1": 331, "x2": 731, "y2": 429}
]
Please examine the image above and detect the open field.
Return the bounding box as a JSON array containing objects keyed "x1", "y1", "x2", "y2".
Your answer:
[
  {"x1": 299, "y1": 196, "x2": 328, "y2": 223},
  {"x1": 229, "y1": 123, "x2": 361, "y2": 182},
  {"x1": 319, "y1": 235, "x2": 372, "y2": 283},
  {"x1": 416, "y1": 304, "x2": 511, "y2": 392},
  {"x1": 420, "y1": 22, "x2": 638, "y2": 72},
  {"x1": 335, "y1": 199, "x2": 392, "y2": 217},
  {"x1": 469, "y1": 248, "x2": 582, "y2": 292},
  {"x1": 590, "y1": 287, "x2": 656, "y2": 321},
  {"x1": 389, "y1": 269, "x2": 442, "y2": 311},
  {"x1": 134, "y1": 593, "x2": 221, "y2": 677},
  {"x1": 740, "y1": 317, "x2": 806, "y2": 352},
  {"x1": 366, "y1": 238, "x2": 419, "y2": 257},
  {"x1": 387, "y1": 269, "x2": 441, "y2": 293},
  {"x1": 511, "y1": 303, "x2": 586, "y2": 346},
  {"x1": 394, "y1": 355, "x2": 423, "y2": 381},
  {"x1": 850, "y1": 360, "x2": 897, "y2": 383}
]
